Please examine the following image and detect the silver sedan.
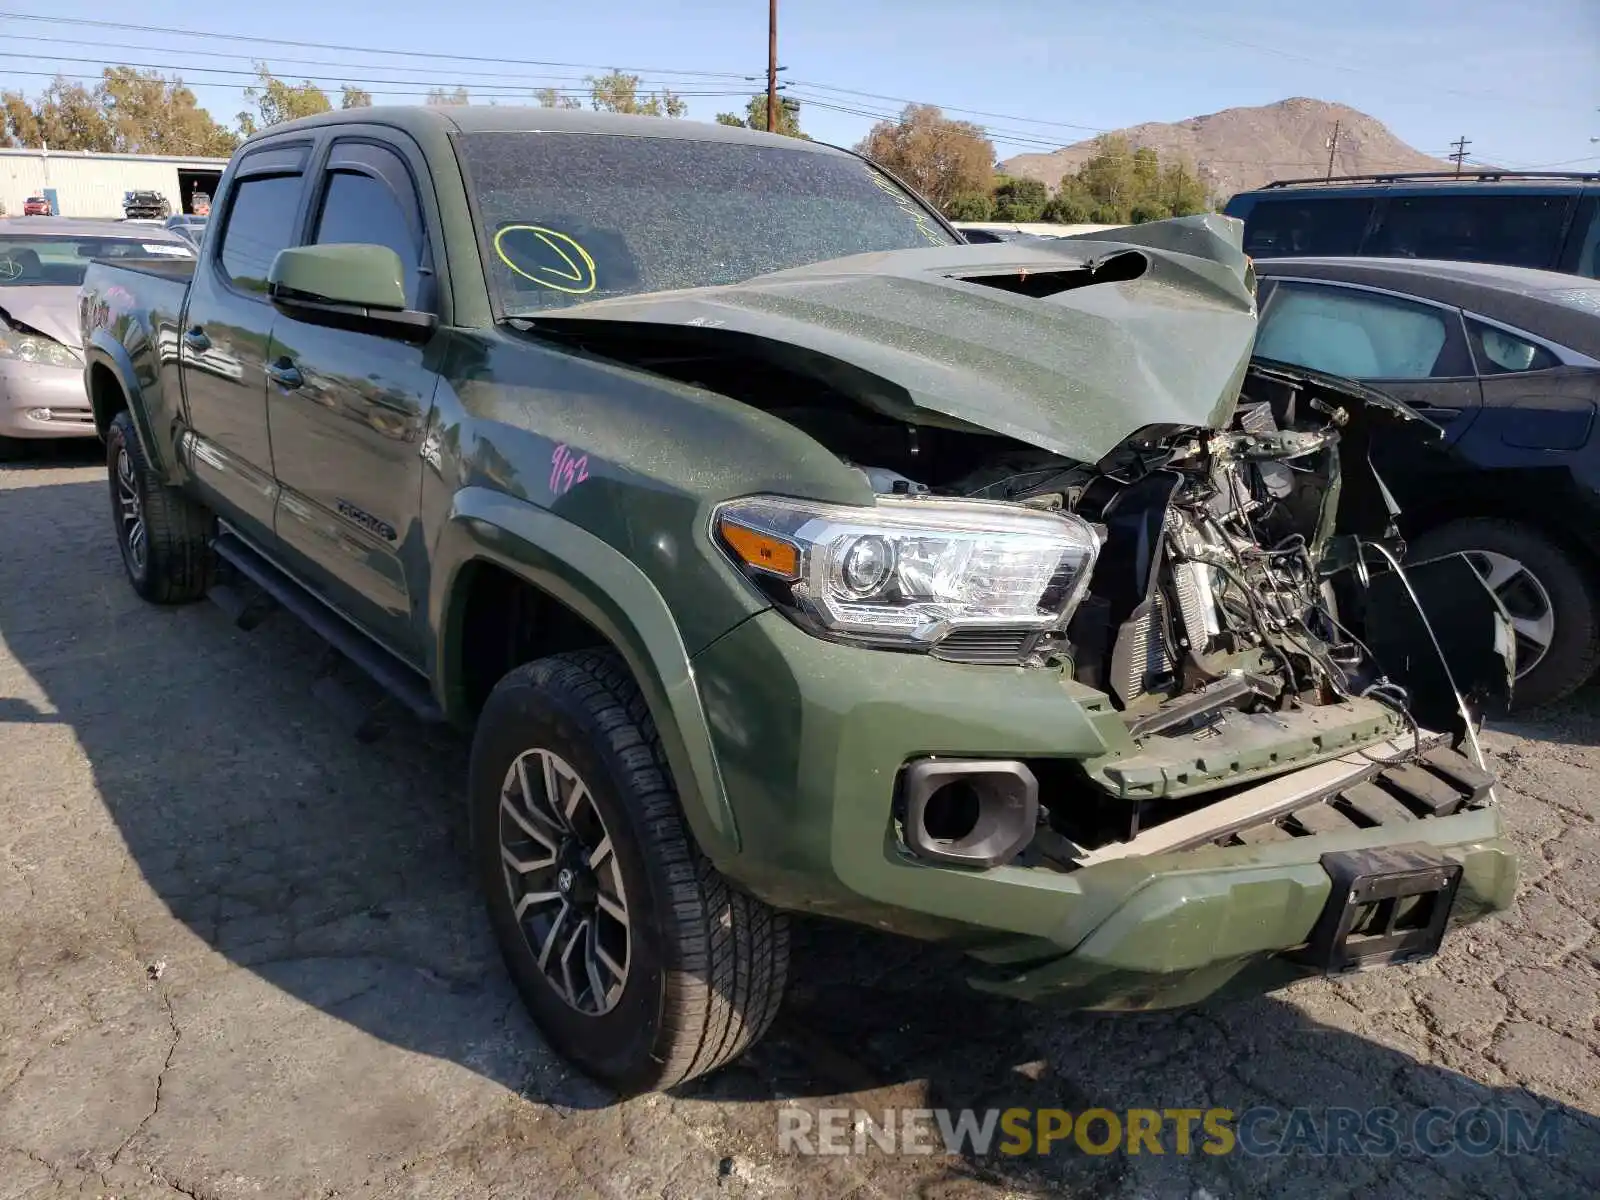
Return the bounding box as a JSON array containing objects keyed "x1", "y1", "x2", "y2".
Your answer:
[{"x1": 1, "y1": 217, "x2": 194, "y2": 457}]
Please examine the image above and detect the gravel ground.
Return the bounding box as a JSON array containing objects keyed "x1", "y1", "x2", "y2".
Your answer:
[{"x1": 1, "y1": 452, "x2": 1597, "y2": 1200}]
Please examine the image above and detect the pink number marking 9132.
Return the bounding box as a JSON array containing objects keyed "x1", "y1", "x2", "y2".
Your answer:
[{"x1": 549, "y1": 443, "x2": 590, "y2": 497}]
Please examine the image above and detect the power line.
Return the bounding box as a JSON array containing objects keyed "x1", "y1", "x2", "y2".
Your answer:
[
  {"x1": 0, "y1": 11, "x2": 754, "y2": 79},
  {"x1": 0, "y1": 51, "x2": 749, "y2": 96},
  {"x1": 1146, "y1": 12, "x2": 1574, "y2": 112},
  {"x1": 1448, "y1": 135, "x2": 1472, "y2": 176},
  {"x1": 0, "y1": 67, "x2": 742, "y2": 101},
  {"x1": 2, "y1": 33, "x2": 732, "y2": 89},
  {"x1": 787, "y1": 79, "x2": 1110, "y2": 133}
]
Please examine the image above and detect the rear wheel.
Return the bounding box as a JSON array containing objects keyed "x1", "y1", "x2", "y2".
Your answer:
[
  {"x1": 1408, "y1": 518, "x2": 1600, "y2": 709},
  {"x1": 106, "y1": 410, "x2": 215, "y2": 604},
  {"x1": 470, "y1": 649, "x2": 789, "y2": 1094}
]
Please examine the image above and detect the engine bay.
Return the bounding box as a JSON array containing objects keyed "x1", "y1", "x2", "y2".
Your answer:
[{"x1": 778, "y1": 367, "x2": 1420, "y2": 734}]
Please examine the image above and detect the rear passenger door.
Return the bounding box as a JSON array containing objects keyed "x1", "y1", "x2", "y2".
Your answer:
[
  {"x1": 265, "y1": 133, "x2": 442, "y2": 666},
  {"x1": 180, "y1": 141, "x2": 311, "y2": 539}
]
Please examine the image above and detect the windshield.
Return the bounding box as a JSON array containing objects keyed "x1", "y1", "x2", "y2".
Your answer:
[
  {"x1": 0, "y1": 235, "x2": 193, "y2": 287},
  {"x1": 457, "y1": 131, "x2": 955, "y2": 315}
]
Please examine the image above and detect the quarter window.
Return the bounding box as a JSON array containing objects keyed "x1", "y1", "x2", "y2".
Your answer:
[
  {"x1": 218, "y1": 174, "x2": 303, "y2": 294},
  {"x1": 1256, "y1": 282, "x2": 1461, "y2": 380},
  {"x1": 1466, "y1": 318, "x2": 1560, "y2": 375}
]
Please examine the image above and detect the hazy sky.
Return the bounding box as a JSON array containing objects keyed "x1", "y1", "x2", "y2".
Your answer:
[{"x1": 1, "y1": 0, "x2": 1595, "y2": 172}]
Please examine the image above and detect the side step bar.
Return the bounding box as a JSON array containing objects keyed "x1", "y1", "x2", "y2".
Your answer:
[{"x1": 211, "y1": 529, "x2": 444, "y2": 724}]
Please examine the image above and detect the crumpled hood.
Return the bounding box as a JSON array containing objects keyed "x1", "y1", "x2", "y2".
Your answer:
[
  {"x1": 0, "y1": 287, "x2": 82, "y2": 349},
  {"x1": 528, "y1": 213, "x2": 1259, "y2": 463}
]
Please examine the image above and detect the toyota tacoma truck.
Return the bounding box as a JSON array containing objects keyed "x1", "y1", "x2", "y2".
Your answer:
[{"x1": 80, "y1": 106, "x2": 1519, "y2": 1095}]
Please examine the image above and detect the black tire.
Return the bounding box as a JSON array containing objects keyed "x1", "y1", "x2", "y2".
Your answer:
[
  {"x1": 106, "y1": 410, "x2": 215, "y2": 604},
  {"x1": 1408, "y1": 517, "x2": 1600, "y2": 710},
  {"x1": 469, "y1": 649, "x2": 789, "y2": 1094}
]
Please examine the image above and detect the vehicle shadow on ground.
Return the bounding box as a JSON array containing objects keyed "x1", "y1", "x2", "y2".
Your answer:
[{"x1": 1, "y1": 475, "x2": 1595, "y2": 1198}]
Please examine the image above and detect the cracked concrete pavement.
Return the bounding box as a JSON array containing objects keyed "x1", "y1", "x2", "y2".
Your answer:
[{"x1": 2, "y1": 454, "x2": 1597, "y2": 1199}]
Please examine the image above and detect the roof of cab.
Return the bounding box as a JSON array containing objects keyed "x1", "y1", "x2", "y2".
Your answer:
[{"x1": 250, "y1": 104, "x2": 850, "y2": 156}]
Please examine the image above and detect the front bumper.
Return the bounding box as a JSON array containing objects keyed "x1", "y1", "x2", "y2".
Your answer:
[
  {"x1": 0, "y1": 359, "x2": 96, "y2": 439},
  {"x1": 692, "y1": 610, "x2": 1517, "y2": 1007}
]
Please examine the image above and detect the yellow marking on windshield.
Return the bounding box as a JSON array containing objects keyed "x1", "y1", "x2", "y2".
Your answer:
[
  {"x1": 869, "y1": 171, "x2": 946, "y2": 247},
  {"x1": 494, "y1": 225, "x2": 598, "y2": 294}
]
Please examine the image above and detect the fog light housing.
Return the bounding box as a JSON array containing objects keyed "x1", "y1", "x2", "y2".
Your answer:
[
  {"x1": 27, "y1": 408, "x2": 54, "y2": 422},
  {"x1": 900, "y1": 759, "x2": 1039, "y2": 868}
]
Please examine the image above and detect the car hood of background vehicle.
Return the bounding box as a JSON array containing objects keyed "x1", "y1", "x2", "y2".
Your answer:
[
  {"x1": 0, "y1": 287, "x2": 80, "y2": 349},
  {"x1": 526, "y1": 213, "x2": 1260, "y2": 463}
]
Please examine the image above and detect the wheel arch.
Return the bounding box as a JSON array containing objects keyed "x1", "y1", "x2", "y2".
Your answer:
[
  {"x1": 83, "y1": 335, "x2": 170, "y2": 479},
  {"x1": 431, "y1": 487, "x2": 741, "y2": 864},
  {"x1": 1398, "y1": 474, "x2": 1600, "y2": 581}
]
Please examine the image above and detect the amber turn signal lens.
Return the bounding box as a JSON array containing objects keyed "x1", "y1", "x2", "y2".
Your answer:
[{"x1": 718, "y1": 518, "x2": 800, "y2": 579}]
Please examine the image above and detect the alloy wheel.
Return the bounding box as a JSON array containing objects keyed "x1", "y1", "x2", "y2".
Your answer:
[
  {"x1": 1461, "y1": 549, "x2": 1555, "y2": 680},
  {"x1": 498, "y1": 748, "x2": 631, "y2": 1016},
  {"x1": 115, "y1": 446, "x2": 146, "y2": 574}
]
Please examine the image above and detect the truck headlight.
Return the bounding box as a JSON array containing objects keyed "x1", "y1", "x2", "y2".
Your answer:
[{"x1": 713, "y1": 495, "x2": 1099, "y2": 654}]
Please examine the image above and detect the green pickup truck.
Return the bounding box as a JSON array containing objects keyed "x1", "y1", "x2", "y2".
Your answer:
[{"x1": 79, "y1": 106, "x2": 1519, "y2": 1094}]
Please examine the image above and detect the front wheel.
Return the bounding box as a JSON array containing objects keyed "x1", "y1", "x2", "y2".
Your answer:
[
  {"x1": 469, "y1": 649, "x2": 789, "y2": 1094},
  {"x1": 1408, "y1": 518, "x2": 1600, "y2": 709},
  {"x1": 106, "y1": 411, "x2": 215, "y2": 604}
]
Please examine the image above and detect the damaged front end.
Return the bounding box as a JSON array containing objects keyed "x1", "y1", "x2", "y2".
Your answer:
[{"x1": 521, "y1": 213, "x2": 1515, "y2": 884}]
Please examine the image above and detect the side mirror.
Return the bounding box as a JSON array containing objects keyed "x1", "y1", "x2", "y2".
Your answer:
[{"x1": 267, "y1": 244, "x2": 436, "y2": 342}]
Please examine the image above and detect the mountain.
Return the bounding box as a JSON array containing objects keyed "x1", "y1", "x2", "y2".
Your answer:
[{"x1": 998, "y1": 98, "x2": 1459, "y2": 203}]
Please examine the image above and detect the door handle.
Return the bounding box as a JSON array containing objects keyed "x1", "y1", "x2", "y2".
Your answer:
[
  {"x1": 182, "y1": 327, "x2": 210, "y2": 353},
  {"x1": 267, "y1": 359, "x2": 303, "y2": 390}
]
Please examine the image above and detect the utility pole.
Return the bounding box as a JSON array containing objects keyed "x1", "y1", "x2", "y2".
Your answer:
[
  {"x1": 1324, "y1": 120, "x2": 1341, "y2": 181},
  {"x1": 766, "y1": 0, "x2": 779, "y2": 134},
  {"x1": 1449, "y1": 135, "x2": 1472, "y2": 176}
]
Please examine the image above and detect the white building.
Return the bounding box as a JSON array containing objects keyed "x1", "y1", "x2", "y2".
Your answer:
[{"x1": 0, "y1": 148, "x2": 228, "y2": 219}]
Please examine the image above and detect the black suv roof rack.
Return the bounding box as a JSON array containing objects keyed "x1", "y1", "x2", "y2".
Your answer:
[{"x1": 1261, "y1": 170, "x2": 1599, "y2": 189}]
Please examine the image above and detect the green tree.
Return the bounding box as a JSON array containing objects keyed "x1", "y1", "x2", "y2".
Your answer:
[
  {"x1": 0, "y1": 78, "x2": 112, "y2": 150},
  {"x1": 854, "y1": 104, "x2": 995, "y2": 215},
  {"x1": 237, "y1": 65, "x2": 332, "y2": 136},
  {"x1": 1051, "y1": 136, "x2": 1213, "y2": 225},
  {"x1": 1160, "y1": 161, "x2": 1210, "y2": 216},
  {"x1": 586, "y1": 71, "x2": 685, "y2": 118},
  {"x1": 1041, "y1": 186, "x2": 1094, "y2": 224},
  {"x1": 991, "y1": 175, "x2": 1048, "y2": 222},
  {"x1": 426, "y1": 85, "x2": 471, "y2": 106},
  {"x1": 534, "y1": 87, "x2": 581, "y2": 110},
  {"x1": 0, "y1": 71, "x2": 233, "y2": 155},
  {"x1": 99, "y1": 67, "x2": 236, "y2": 156},
  {"x1": 944, "y1": 192, "x2": 994, "y2": 220},
  {"x1": 340, "y1": 85, "x2": 373, "y2": 109},
  {"x1": 714, "y1": 94, "x2": 809, "y2": 138}
]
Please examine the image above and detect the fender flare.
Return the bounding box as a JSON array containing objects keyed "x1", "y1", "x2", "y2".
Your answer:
[
  {"x1": 83, "y1": 333, "x2": 170, "y2": 480},
  {"x1": 431, "y1": 487, "x2": 741, "y2": 864}
]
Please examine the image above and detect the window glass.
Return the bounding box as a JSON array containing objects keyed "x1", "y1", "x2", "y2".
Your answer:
[
  {"x1": 457, "y1": 131, "x2": 956, "y2": 314},
  {"x1": 1364, "y1": 194, "x2": 1569, "y2": 269},
  {"x1": 314, "y1": 170, "x2": 424, "y2": 306},
  {"x1": 0, "y1": 236, "x2": 191, "y2": 287},
  {"x1": 1242, "y1": 198, "x2": 1371, "y2": 257},
  {"x1": 1568, "y1": 199, "x2": 1600, "y2": 278},
  {"x1": 219, "y1": 174, "x2": 303, "y2": 293},
  {"x1": 1256, "y1": 282, "x2": 1453, "y2": 380},
  {"x1": 1466, "y1": 318, "x2": 1560, "y2": 374}
]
